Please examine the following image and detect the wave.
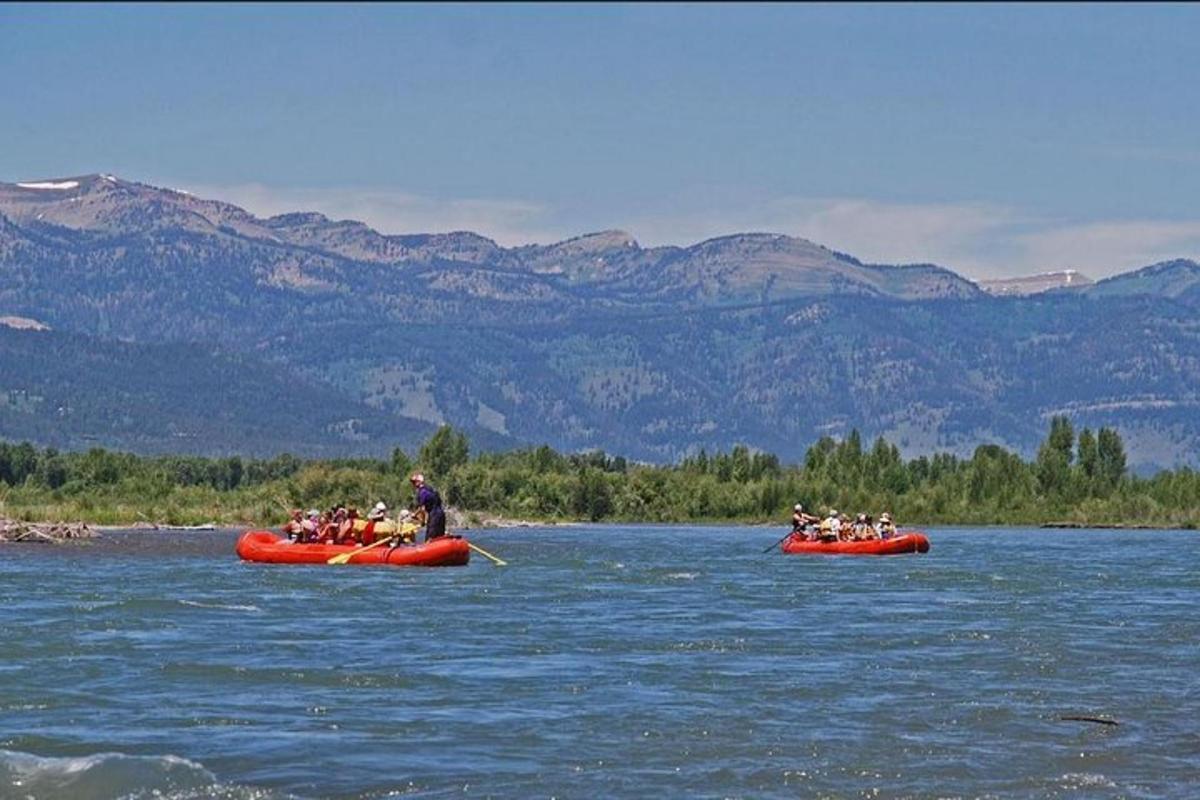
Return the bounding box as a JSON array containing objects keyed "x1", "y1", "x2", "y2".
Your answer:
[
  {"x1": 178, "y1": 600, "x2": 262, "y2": 613},
  {"x1": 0, "y1": 749, "x2": 286, "y2": 799},
  {"x1": 665, "y1": 572, "x2": 699, "y2": 581}
]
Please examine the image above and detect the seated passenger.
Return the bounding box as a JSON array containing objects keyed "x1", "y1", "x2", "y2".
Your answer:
[
  {"x1": 316, "y1": 511, "x2": 337, "y2": 544},
  {"x1": 860, "y1": 513, "x2": 881, "y2": 540},
  {"x1": 301, "y1": 509, "x2": 321, "y2": 543},
  {"x1": 852, "y1": 513, "x2": 872, "y2": 540},
  {"x1": 281, "y1": 509, "x2": 304, "y2": 542},
  {"x1": 360, "y1": 501, "x2": 389, "y2": 545},
  {"x1": 329, "y1": 506, "x2": 349, "y2": 544},
  {"x1": 792, "y1": 503, "x2": 818, "y2": 539},
  {"x1": 837, "y1": 512, "x2": 853, "y2": 542},
  {"x1": 876, "y1": 512, "x2": 897, "y2": 539},
  {"x1": 338, "y1": 507, "x2": 358, "y2": 544},
  {"x1": 819, "y1": 509, "x2": 841, "y2": 542}
]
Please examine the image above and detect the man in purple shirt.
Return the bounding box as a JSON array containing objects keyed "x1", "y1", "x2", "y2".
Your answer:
[{"x1": 410, "y1": 472, "x2": 446, "y2": 541}]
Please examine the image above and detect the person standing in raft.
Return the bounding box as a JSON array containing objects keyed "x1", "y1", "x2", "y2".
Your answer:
[{"x1": 410, "y1": 472, "x2": 446, "y2": 542}]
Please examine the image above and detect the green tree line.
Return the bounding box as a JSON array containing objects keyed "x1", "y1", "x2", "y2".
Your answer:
[{"x1": 1, "y1": 417, "x2": 1198, "y2": 528}]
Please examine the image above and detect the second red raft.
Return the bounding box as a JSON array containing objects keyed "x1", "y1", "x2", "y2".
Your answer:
[
  {"x1": 236, "y1": 530, "x2": 470, "y2": 567},
  {"x1": 781, "y1": 532, "x2": 930, "y2": 556}
]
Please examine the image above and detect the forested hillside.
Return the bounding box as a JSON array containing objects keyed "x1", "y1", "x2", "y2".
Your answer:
[{"x1": 2, "y1": 174, "x2": 1199, "y2": 469}]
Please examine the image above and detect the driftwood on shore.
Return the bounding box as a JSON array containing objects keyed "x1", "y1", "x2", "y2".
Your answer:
[
  {"x1": 129, "y1": 521, "x2": 218, "y2": 531},
  {"x1": 0, "y1": 517, "x2": 97, "y2": 543}
]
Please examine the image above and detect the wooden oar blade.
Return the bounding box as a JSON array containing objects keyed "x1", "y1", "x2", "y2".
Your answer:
[
  {"x1": 467, "y1": 541, "x2": 507, "y2": 566},
  {"x1": 326, "y1": 534, "x2": 395, "y2": 565}
]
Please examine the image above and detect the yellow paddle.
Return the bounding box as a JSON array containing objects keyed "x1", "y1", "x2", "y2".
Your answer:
[
  {"x1": 466, "y1": 541, "x2": 508, "y2": 567},
  {"x1": 326, "y1": 523, "x2": 418, "y2": 565}
]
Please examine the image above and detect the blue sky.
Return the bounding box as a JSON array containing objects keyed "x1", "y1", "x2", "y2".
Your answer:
[{"x1": 2, "y1": 3, "x2": 1198, "y2": 278}]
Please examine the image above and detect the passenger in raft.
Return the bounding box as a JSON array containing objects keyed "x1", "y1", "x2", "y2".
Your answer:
[
  {"x1": 337, "y1": 507, "x2": 358, "y2": 544},
  {"x1": 317, "y1": 510, "x2": 339, "y2": 544},
  {"x1": 852, "y1": 513, "x2": 876, "y2": 540},
  {"x1": 838, "y1": 512, "x2": 853, "y2": 542},
  {"x1": 301, "y1": 509, "x2": 321, "y2": 543},
  {"x1": 819, "y1": 509, "x2": 841, "y2": 542},
  {"x1": 876, "y1": 512, "x2": 897, "y2": 539},
  {"x1": 361, "y1": 501, "x2": 389, "y2": 545},
  {"x1": 792, "y1": 504, "x2": 819, "y2": 539},
  {"x1": 324, "y1": 506, "x2": 348, "y2": 544},
  {"x1": 863, "y1": 513, "x2": 883, "y2": 540},
  {"x1": 281, "y1": 509, "x2": 304, "y2": 542},
  {"x1": 410, "y1": 472, "x2": 447, "y2": 542}
]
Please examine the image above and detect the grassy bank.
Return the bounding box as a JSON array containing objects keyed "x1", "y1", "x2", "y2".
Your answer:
[{"x1": 2, "y1": 419, "x2": 1199, "y2": 530}]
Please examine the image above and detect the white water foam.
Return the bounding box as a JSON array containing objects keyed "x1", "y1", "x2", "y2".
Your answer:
[
  {"x1": 178, "y1": 600, "x2": 262, "y2": 613},
  {"x1": 0, "y1": 749, "x2": 214, "y2": 799}
]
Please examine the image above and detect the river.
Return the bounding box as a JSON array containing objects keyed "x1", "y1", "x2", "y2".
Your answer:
[{"x1": 1, "y1": 525, "x2": 1196, "y2": 799}]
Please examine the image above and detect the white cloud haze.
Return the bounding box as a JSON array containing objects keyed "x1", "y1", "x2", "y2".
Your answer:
[
  {"x1": 180, "y1": 183, "x2": 565, "y2": 249},
  {"x1": 181, "y1": 181, "x2": 1200, "y2": 281}
]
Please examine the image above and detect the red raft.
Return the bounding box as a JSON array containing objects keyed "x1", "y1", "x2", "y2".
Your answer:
[
  {"x1": 781, "y1": 531, "x2": 930, "y2": 556},
  {"x1": 236, "y1": 530, "x2": 470, "y2": 567}
]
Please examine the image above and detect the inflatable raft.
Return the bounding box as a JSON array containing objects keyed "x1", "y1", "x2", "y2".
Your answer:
[
  {"x1": 781, "y1": 531, "x2": 930, "y2": 556},
  {"x1": 236, "y1": 530, "x2": 470, "y2": 567}
]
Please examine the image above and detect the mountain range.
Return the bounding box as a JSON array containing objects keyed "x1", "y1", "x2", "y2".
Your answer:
[{"x1": 2, "y1": 174, "x2": 1199, "y2": 470}]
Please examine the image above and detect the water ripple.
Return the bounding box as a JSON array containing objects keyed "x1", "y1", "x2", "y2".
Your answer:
[{"x1": 1, "y1": 525, "x2": 1197, "y2": 798}]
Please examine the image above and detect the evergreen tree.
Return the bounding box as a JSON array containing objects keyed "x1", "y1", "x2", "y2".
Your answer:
[
  {"x1": 1036, "y1": 416, "x2": 1074, "y2": 496},
  {"x1": 730, "y1": 445, "x2": 752, "y2": 482},
  {"x1": 1077, "y1": 428, "x2": 1098, "y2": 478},
  {"x1": 1097, "y1": 427, "x2": 1127, "y2": 490},
  {"x1": 390, "y1": 447, "x2": 412, "y2": 477},
  {"x1": 1048, "y1": 416, "x2": 1075, "y2": 464},
  {"x1": 1077, "y1": 427, "x2": 1099, "y2": 495},
  {"x1": 419, "y1": 425, "x2": 470, "y2": 479}
]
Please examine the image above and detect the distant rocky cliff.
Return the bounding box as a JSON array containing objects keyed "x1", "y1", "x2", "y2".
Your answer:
[{"x1": 979, "y1": 270, "x2": 1094, "y2": 296}]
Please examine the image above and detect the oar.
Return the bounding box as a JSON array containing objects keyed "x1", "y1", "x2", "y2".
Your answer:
[
  {"x1": 467, "y1": 541, "x2": 508, "y2": 567},
  {"x1": 763, "y1": 531, "x2": 796, "y2": 554},
  {"x1": 325, "y1": 523, "x2": 417, "y2": 565},
  {"x1": 327, "y1": 534, "x2": 395, "y2": 565}
]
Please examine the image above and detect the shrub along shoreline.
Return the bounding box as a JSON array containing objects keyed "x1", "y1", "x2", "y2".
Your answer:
[{"x1": 1, "y1": 418, "x2": 1198, "y2": 530}]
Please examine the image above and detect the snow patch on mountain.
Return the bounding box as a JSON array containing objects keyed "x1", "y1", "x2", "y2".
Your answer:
[
  {"x1": 16, "y1": 181, "x2": 80, "y2": 190},
  {"x1": 0, "y1": 316, "x2": 50, "y2": 331}
]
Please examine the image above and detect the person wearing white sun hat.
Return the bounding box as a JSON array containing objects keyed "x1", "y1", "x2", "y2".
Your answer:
[
  {"x1": 791, "y1": 503, "x2": 818, "y2": 540},
  {"x1": 817, "y1": 508, "x2": 840, "y2": 542},
  {"x1": 876, "y1": 512, "x2": 897, "y2": 540}
]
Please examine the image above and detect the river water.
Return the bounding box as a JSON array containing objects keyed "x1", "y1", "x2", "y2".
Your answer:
[{"x1": 1, "y1": 525, "x2": 1196, "y2": 799}]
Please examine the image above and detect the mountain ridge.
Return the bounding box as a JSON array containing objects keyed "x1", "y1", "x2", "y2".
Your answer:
[
  {"x1": 2, "y1": 173, "x2": 1200, "y2": 470},
  {"x1": 0, "y1": 174, "x2": 983, "y2": 303}
]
